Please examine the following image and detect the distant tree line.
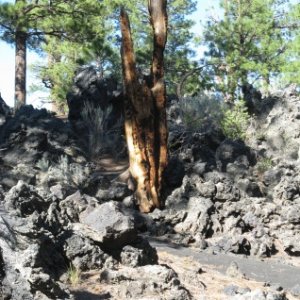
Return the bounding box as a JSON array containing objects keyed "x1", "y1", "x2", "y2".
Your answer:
[
  {"x1": 0, "y1": 0, "x2": 196, "y2": 110},
  {"x1": 1, "y1": 0, "x2": 298, "y2": 110},
  {"x1": 201, "y1": 0, "x2": 300, "y2": 102}
]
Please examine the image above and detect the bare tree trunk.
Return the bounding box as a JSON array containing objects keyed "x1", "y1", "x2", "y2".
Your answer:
[
  {"x1": 149, "y1": 0, "x2": 168, "y2": 208},
  {"x1": 15, "y1": 30, "x2": 27, "y2": 109},
  {"x1": 120, "y1": 0, "x2": 168, "y2": 213}
]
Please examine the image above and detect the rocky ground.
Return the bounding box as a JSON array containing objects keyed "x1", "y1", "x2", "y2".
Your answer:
[{"x1": 0, "y1": 82, "x2": 300, "y2": 299}]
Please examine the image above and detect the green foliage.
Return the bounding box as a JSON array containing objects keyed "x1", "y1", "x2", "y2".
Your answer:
[
  {"x1": 0, "y1": 0, "x2": 41, "y2": 49},
  {"x1": 164, "y1": 0, "x2": 199, "y2": 94},
  {"x1": 179, "y1": 93, "x2": 224, "y2": 131},
  {"x1": 281, "y1": 2, "x2": 300, "y2": 85},
  {"x1": 121, "y1": 0, "x2": 198, "y2": 94},
  {"x1": 256, "y1": 157, "x2": 273, "y2": 173},
  {"x1": 35, "y1": 0, "x2": 116, "y2": 107},
  {"x1": 36, "y1": 157, "x2": 50, "y2": 172},
  {"x1": 67, "y1": 264, "x2": 81, "y2": 286},
  {"x1": 0, "y1": 0, "x2": 118, "y2": 107},
  {"x1": 202, "y1": 0, "x2": 292, "y2": 100},
  {"x1": 1, "y1": 0, "x2": 198, "y2": 106},
  {"x1": 221, "y1": 100, "x2": 250, "y2": 140}
]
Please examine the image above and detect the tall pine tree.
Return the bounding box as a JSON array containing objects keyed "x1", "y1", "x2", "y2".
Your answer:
[
  {"x1": 0, "y1": 0, "x2": 114, "y2": 109},
  {"x1": 0, "y1": 0, "x2": 42, "y2": 108},
  {"x1": 202, "y1": 0, "x2": 290, "y2": 101},
  {"x1": 281, "y1": 2, "x2": 300, "y2": 85}
]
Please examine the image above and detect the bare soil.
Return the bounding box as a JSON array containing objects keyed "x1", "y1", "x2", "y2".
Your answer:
[{"x1": 69, "y1": 245, "x2": 299, "y2": 299}]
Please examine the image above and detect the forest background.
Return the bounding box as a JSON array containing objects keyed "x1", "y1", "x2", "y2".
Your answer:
[{"x1": 0, "y1": 0, "x2": 299, "y2": 109}]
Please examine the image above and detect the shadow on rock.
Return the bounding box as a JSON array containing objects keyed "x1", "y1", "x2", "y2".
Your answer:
[{"x1": 72, "y1": 291, "x2": 112, "y2": 300}]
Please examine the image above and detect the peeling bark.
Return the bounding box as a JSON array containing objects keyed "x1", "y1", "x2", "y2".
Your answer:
[{"x1": 120, "y1": 0, "x2": 168, "y2": 212}]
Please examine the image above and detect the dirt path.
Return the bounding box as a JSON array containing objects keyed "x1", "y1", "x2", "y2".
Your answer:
[
  {"x1": 66, "y1": 235, "x2": 300, "y2": 299},
  {"x1": 149, "y1": 236, "x2": 300, "y2": 295}
]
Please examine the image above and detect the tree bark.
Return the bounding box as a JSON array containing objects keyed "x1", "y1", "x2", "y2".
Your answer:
[
  {"x1": 15, "y1": 30, "x2": 27, "y2": 109},
  {"x1": 14, "y1": 0, "x2": 27, "y2": 109},
  {"x1": 120, "y1": 0, "x2": 168, "y2": 213}
]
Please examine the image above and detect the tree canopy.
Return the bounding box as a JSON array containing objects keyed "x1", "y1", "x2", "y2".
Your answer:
[
  {"x1": 201, "y1": 0, "x2": 294, "y2": 101},
  {"x1": 0, "y1": 0, "x2": 299, "y2": 109},
  {"x1": 1, "y1": 0, "x2": 197, "y2": 109}
]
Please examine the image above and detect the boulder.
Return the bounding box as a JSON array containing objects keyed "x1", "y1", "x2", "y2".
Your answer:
[
  {"x1": 67, "y1": 67, "x2": 111, "y2": 120},
  {"x1": 263, "y1": 169, "x2": 282, "y2": 187},
  {"x1": 258, "y1": 90, "x2": 300, "y2": 161},
  {"x1": 61, "y1": 233, "x2": 113, "y2": 271},
  {"x1": 215, "y1": 139, "x2": 256, "y2": 172},
  {"x1": 0, "y1": 105, "x2": 85, "y2": 171},
  {"x1": 279, "y1": 232, "x2": 300, "y2": 256},
  {"x1": 95, "y1": 181, "x2": 131, "y2": 201},
  {"x1": 120, "y1": 237, "x2": 158, "y2": 267},
  {"x1": 59, "y1": 191, "x2": 98, "y2": 223},
  {"x1": 237, "y1": 178, "x2": 263, "y2": 197},
  {"x1": 78, "y1": 201, "x2": 137, "y2": 249},
  {"x1": 164, "y1": 157, "x2": 185, "y2": 188},
  {"x1": 4, "y1": 180, "x2": 49, "y2": 217},
  {"x1": 0, "y1": 93, "x2": 11, "y2": 126},
  {"x1": 67, "y1": 67, "x2": 124, "y2": 132},
  {"x1": 0, "y1": 204, "x2": 72, "y2": 299},
  {"x1": 290, "y1": 284, "x2": 300, "y2": 298},
  {"x1": 174, "y1": 197, "x2": 214, "y2": 236},
  {"x1": 214, "y1": 180, "x2": 240, "y2": 202}
]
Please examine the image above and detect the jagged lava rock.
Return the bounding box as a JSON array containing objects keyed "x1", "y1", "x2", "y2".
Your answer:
[{"x1": 78, "y1": 201, "x2": 137, "y2": 249}]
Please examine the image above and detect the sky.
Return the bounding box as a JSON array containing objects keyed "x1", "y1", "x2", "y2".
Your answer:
[{"x1": 0, "y1": 0, "x2": 220, "y2": 108}]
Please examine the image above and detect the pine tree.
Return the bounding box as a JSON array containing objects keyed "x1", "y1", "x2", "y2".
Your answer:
[
  {"x1": 0, "y1": 0, "x2": 114, "y2": 109},
  {"x1": 202, "y1": 0, "x2": 290, "y2": 101},
  {"x1": 281, "y1": 2, "x2": 300, "y2": 85},
  {"x1": 0, "y1": 0, "x2": 43, "y2": 108},
  {"x1": 37, "y1": 0, "x2": 117, "y2": 111}
]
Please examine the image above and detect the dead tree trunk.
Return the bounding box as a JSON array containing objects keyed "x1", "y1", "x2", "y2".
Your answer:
[{"x1": 120, "y1": 0, "x2": 168, "y2": 213}]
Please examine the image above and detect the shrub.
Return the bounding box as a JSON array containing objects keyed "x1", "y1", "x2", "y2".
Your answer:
[
  {"x1": 81, "y1": 101, "x2": 123, "y2": 159},
  {"x1": 37, "y1": 155, "x2": 90, "y2": 189},
  {"x1": 67, "y1": 264, "x2": 81, "y2": 286},
  {"x1": 221, "y1": 100, "x2": 250, "y2": 140},
  {"x1": 81, "y1": 102, "x2": 111, "y2": 158},
  {"x1": 256, "y1": 157, "x2": 273, "y2": 173},
  {"x1": 178, "y1": 93, "x2": 224, "y2": 132},
  {"x1": 36, "y1": 157, "x2": 50, "y2": 172}
]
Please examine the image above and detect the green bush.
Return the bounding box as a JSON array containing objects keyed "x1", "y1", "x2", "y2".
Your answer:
[
  {"x1": 178, "y1": 93, "x2": 224, "y2": 131},
  {"x1": 221, "y1": 100, "x2": 250, "y2": 140},
  {"x1": 36, "y1": 157, "x2": 50, "y2": 172},
  {"x1": 36, "y1": 155, "x2": 90, "y2": 188},
  {"x1": 81, "y1": 102, "x2": 111, "y2": 158},
  {"x1": 67, "y1": 264, "x2": 81, "y2": 286},
  {"x1": 256, "y1": 157, "x2": 273, "y2": 173},
  {"x1": 81, "y1": 102, "x2": 124, "y2": 159}
]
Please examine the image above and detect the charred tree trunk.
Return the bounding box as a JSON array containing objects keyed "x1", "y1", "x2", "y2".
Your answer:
[
  {"x1": 15, "y1": 30, "x2": 27, "y2": 109},
  {"x1": 120, "y1": 0, "x2": 168, "y2": 213}
]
